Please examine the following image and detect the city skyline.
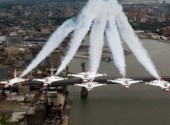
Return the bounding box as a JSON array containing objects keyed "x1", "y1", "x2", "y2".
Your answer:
[
  {"x1": 119, "y1": 0, "x2": 170, "y2": 3},
  {"x1": 0, "y1": 0, "x2": 170, "y2": 3}
]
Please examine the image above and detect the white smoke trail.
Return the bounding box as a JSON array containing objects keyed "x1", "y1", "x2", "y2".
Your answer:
[
  {"x1": 115, "y1": 4, "x2": 159, "y2": 78},
  {"x1": 89, "y1": 0, "x2": 113, "y2": 74},
  {"x1": 56, "y1": 0, "x2": 103, "y2": 75},
  {"x1": 20, "y1": 0, "x2": 98, "y2": 77},
  {"x1": 20, "y1": 18, "x2": 76, "y2": 77},
  {"x1": 105, "y1": 15, "x2": 126, "y2": 76},
  {"x1": 89, "y1": 16, "x2": 107, "y2": 74}
]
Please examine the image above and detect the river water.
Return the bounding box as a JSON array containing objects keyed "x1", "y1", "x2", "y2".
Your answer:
[{"x1": 66, "y1": 39, "x2": 170, "y2": 125}]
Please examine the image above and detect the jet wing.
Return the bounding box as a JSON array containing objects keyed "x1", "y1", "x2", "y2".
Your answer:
[
  {"x1": 74, "y1": 82, "x2": 105, "y2": 91},
  {"x1": 91, "y1": 74, "x2": 107, "y2": 78},
  {"x1": 74, "y1": 84, "x2": 89, "y2": 90},
  {"x1": 146, "y1": 82, "x2": 161, "y2": 87},
  {"x1": 54, "y1": 77, "x2": 66, "y2": 81},
  {"x1": 108, "y1": 79, "x2": 123, "y2": 84},
  {"x1": 129, "y1": 80, "x2": 143, "y2": 85},
  {"x1": 167, "y1": 82, "x2": 170, "y2": 87},
  {"x1": 0, "y1": 80, "x2": 8, "y2": 84},
  {"x1": 92, "y1": 82, "x2": 106, "y2": 87},
  {"x1": 17, "y1": 78, "x2": 28, "y2": 82},
  {"x1": 68, "y1": 74, "x2": 84, "y2": 79},
  {"x1": 54, "y1": 76, "x2": 64, "y2": 79},
  {"x1": 33, "y1": 78, "x2": 45, "y2": 83}
]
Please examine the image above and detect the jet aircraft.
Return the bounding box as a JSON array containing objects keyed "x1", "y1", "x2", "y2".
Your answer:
[
  {"x1": 74, "y1": 81, "x2": 106, "y2": 91},
  {"x1": 67, "y1": 70, "x2": 107, "y2": 83},
  {"x1": 108, "y1": 76, "x2": 143, "y2": 89},
  {"x1": 33, "y1": 68, "x2": 66, "y2": 87},
  {"x1": 0, "y1": 69, "x2": 28, "y2": 88},
  {"x1": 145, "y1": 77, "x2": 170, "y2": 91}
]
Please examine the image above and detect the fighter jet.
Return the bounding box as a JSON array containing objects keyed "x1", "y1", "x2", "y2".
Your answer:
[
  {"x1": 0, "y1": 69, "x2": 28, "y2": 88},
  {"x1": 67, "y1": 70, "x2": 107, "y2": 83},
  {"x1": 33, "y1": 67, "x2": 66, "y2": 87},
  {"x1": 145, "y1": 76, "x2": 170, "y2": 91},
  {"x1": 74, "y1": 81, "x2": 106, "y2": 91},
  {"x1": 108, "y1": 76, "x2": 143, "y2": 89}
]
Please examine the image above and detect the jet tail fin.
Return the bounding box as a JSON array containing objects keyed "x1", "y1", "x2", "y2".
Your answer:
[
  {"x1": 159, "y1": 71, "x2": 163, "y2": 81},
  {"x1": 13, "y1": 69, "x2": 17, "y2": 78},
  {"x1": 123, "y1": 75, "x2": 127, "y2": 80},
  {"x1": 50, "y1": 65, "x2": 54, "y2": 76}
]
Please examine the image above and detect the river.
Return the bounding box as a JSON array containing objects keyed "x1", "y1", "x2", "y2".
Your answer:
[{"x1": 66, "y1": 39, "x2": 170, "y2": 125}]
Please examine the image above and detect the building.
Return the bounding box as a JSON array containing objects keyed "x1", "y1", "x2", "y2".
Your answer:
[
  {"x1": 0, "y1": 36, "x2": 7, "y2": 44},
  {"x1": 166, "y1": 4, "x2": 170, "y2": 16},
  {"x1": 40, "y1": 26, "x2": 50, "y2": 35}
]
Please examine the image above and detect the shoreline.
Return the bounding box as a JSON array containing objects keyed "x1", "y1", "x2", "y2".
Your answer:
[{"x1": 136, "y1": 31, "x2": 170, "y2": 41}]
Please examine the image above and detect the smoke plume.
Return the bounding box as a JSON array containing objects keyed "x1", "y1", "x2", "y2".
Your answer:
[
  {"x1": 115, "y1": 4, "x2": 159, "y2": 78},
  {"x1": 106, "y1": 15, "x2": 126, "y2": 76},
  {"x1": 56, "y1": 0, "x2": 103, "y2": 75},
  {"x1": 20, "y1": 18, "x2": 76, "y2": 77},
  {"x1": 89, "y1": 15, "x2": 107, "y2": 73}
]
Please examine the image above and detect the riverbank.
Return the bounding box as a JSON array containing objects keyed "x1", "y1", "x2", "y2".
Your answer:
[{"x1": 136, "y1": 31, "x2": 170, "y2": 41}]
